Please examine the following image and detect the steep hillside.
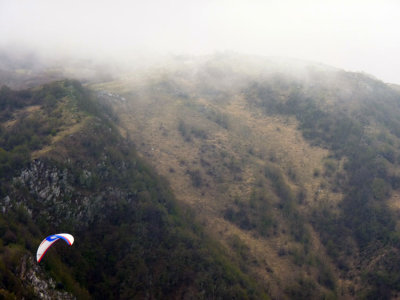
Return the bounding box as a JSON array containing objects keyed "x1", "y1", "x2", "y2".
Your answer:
[
  {"x1": 90, "y1": 54, "x2": 400, "y2": 299},
  {"x1": 3, "y1": 54, "x2": 400, "y2": 299},
  {"x1": 0, "y1": 80, "x2": 268, "y2": 299}
]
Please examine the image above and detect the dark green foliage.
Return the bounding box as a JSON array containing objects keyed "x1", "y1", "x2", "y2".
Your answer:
[
  {"x1": 264, "y1": 164, "x2": 310, "y2": 244},
  {"x1": 264, "y1": 164, "x2": 294, "y2": 209},
  {"x1": 73, "y1": 198, "x2": 266, "y2": 299},
  {"x1": 224, "y1": 190, "x2": 276, "y2": 238},
  {"x1": 285, "y1": 278, "x2": 319, "y2": 299},
  {"x1": 187, "y1": 169, "x2": 204, "y2": 187},
  {"x1": 178, "y1": 120, "x2": 192, "y2": 142},
  {"x1": 178, "y1": 120, "x2": 207, "y2": 142},
  {"x1": 361, "y1": 249, "x2": 400, "y2": 299},
  {"x1": 0, "y1": 85, "x2": 34, "y2": 114},
  {"x1": 245, "y1": 76, "x2": 400, "y2": 296},
  {"x1": 229, "y1": 234, "x2": 251, "y2": 263},
  {"x1": 204, "y1": 107, "x2": 230, "y2": 129},
  {"x1": 317, "y1": 260, "x2": 336, "y2": 290}
]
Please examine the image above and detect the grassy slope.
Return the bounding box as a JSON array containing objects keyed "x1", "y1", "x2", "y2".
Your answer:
[
  {"x1": 90, "y1": 55, "x2": 400, "y2": 299},
  {"x1": 91, "y1": 65, "x2": 342, "y2": 299}
]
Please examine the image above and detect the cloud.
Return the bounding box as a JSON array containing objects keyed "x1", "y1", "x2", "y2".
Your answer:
[{"x1": 1, "y1": 0, "x2": 399, "y2": 83}]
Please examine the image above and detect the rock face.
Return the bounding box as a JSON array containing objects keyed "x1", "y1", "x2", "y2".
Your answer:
[
  {"x1": 19, "y1": 160, "x2": 70, "y2": 199},
  {"x1": 19, "y1": 255, "x2": 75, "y2": 300},
  {"x1": 9, "y1": 159, "x2": 80, "y2": 226},
  {"x1": 8, "y1": 158, "x2": 133, "y2": 227}
]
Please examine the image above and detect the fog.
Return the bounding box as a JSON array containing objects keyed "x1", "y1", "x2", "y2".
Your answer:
[{"x1": 1, "y1": 0, "x2": 400, "y2": 83}]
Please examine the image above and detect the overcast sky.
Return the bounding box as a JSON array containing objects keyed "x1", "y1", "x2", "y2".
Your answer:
[{"x1": 1, "y1": 0, "x2": 399, "y2": 83}]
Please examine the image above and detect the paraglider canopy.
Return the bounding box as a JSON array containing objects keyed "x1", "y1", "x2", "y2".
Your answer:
[{"x1": 36, "y1": 233, "x2": 74, "y2": 263}]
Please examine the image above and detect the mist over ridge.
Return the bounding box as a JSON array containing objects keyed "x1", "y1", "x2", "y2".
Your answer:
[{"x1": 1, "y1": 0, "x2": 400, "y2": 84}]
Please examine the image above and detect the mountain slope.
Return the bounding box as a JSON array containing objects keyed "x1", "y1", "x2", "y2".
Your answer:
[
  {"x1": 0, "y1": 80, "x2": 268, "y2": 299},
  {"x1": 3, "y1": 53, "x2": 400, "y2": 299},
  {"x1": 90, "y1": 54, "x2": 400, "y2": 299}
]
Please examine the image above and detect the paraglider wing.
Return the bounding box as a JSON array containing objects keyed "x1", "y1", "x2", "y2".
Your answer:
[{"x1": 36, "y1": 233, "x2": 74, "y2": 262}]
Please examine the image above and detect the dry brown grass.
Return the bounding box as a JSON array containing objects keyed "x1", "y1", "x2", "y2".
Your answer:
[
  {"x1": 32, "y1": 117, "x2": 89, "y2": 159},
  {"x1": 388, "y1": 191, "x2": 400, "y2": 211},
  {"x1": 91, "y1": 78, "x2": 345, "y2": 298}
]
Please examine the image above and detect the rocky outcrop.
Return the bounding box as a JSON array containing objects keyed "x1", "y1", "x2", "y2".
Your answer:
[
  {"x1": 18, "y1": 160, "x2": 72, "y2": 208},
  {"x1": 5, "y1": 158, "x2": 135, "y2": 228},
  {"x1": 19, "y1": 255, "x2": 75, "y2": 300}
]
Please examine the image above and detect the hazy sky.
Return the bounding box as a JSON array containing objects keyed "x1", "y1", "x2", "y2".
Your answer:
[{"x1": 1, "y1": 0, "x2": 399, "y2": 83}]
